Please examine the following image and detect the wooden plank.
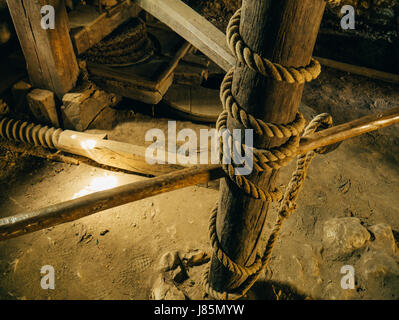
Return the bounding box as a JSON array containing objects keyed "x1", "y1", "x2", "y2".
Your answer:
[
  {"x1": 6, "y1": 0, "x2": 79, "y2": 98},
  {"x1": 135, "y1": 0, "x2": 235, "y2": 72},
  {"x1": 88, "y1": 63, "x2": 174, "y2": 104},
  {"x1": 86, "y1": 39, "x2": 189, "y2": 104},
  {"x1": 56, "y1": 130, "x2": 186, "y2": 176},
  {"x1": 69, "y1": 1, "x2": 141, "y2": 55},
  {"x1": 163, "y1": 84, "x2": 222, "y2": 123},
  {"x1": 316, "y1": 56, "x2": 399, "y2": 85}
]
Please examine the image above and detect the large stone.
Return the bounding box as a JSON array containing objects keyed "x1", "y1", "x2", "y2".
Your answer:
[
  {"x1": 167, "y1": 265, "x2": 188, "y2": 284},
  {"x1": 158, "y1": 251, "x2": 180, "y2": 272},
  {"x1": 358, "y1": 249, "x2": 399, "y2": 299},
  {"x1": 151, "y1": 275, "x2": 186, "y2": 300},
  {"x1": 360, "y1": 250, "x2": 399, "y2": 281},
  {"x1": 322, "y1": 218, "x2": 371, "y2": 256},
  {"x1": 368, "y1": 223, "x2": 398, "y2": 256}
]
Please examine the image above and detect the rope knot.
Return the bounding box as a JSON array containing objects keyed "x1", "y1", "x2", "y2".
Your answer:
[{"x1": 204, "y1": 1, "x2": 335, "y2": 300}]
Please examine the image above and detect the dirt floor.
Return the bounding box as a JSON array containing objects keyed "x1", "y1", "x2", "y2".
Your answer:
[
  {"x1": 0, "y1": 64, "x2": 399, "y2": 300},
  {"x1": 0, "y1": 0, "x2": 399, "y2": 301}
]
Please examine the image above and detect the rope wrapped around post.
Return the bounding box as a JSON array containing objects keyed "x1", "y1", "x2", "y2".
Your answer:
[{"x1": 203, "y1": 0, "x2": 340, "y2": 300}]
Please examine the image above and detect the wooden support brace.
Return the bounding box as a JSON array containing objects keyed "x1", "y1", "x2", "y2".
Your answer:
[
  {"x1": 135, "y1": 0, "x2": 235, "y2": 72},
  {"x1": 7, "y1": 0, "x2": 79, "y2": 98}
]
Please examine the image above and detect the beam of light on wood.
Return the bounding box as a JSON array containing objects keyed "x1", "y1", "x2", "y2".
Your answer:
[{"x1": 1, "y1": 106, "x2": 398, "y2": 241}]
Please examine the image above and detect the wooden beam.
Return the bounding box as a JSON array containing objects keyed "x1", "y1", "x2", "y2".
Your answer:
[
  {"x1": 208, "y1": 0, "x2": 327, "y2": 294},
  {"x1": 69, "y1": 1, "x2": 141, "y2": 55},
  {"x1": 0, "y1": 165, "x2": 225, "y2": 241},
  {"x1": 7, "y1": 0, "x2": 79, "y2": 98},
  {"x1": 135, "y1": 0, "x2": 399, "y2": 88},
  {"x1": 298, "y1": 106, "x2": 399, "y2": 154},
  {"x1": 86, "y1": 40, "x2": 190, "y2": 104},
  {"x1": 0, "y1": 117, "x2": 186, "y2": 176},
  {"x1": 1, "y1": 106, "x2": 399, "y2": 242},
  {"x1": 135, "y1": 0, "x2": 235, "y2": 72},
  {"x1": 316, "y1": 56, "x2": 399, "y2": 85},
  {"x1": 55, "y1": 130, "x2": 186, "y2": 176}
]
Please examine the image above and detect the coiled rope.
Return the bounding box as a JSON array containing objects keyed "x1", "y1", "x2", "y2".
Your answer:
[{"x1": 203, "y1": 1, "x2": 338, "y2": 300}]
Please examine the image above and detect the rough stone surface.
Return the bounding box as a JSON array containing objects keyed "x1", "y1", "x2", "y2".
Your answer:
[
  {"x1": 358, "y1": 250, "x2": 399, "y2": 299},
  {"x1": 368, "y1": 223, "x2": 398, "y2": 256},
  {"x1": 322, "y1": 218, "x2": 371, "y2": 256},
  {"x1": 151, "y1": 275, "x2": 186, "y2": 300},
  {"x1": 360, "y1": 250, "x2": 399, "y2": 280},
  {"x1": 167, "y1": 265, "x2": 188, "y2": 284},
  {"x1": 183, "y1": 249, "x2": 210, "y2": 267},
  {"x1": 158, "y1": 251, "x2": 180, "y2": 272}
]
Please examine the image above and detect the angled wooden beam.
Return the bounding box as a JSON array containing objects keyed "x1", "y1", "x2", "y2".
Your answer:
[
  {"x1": 315, "y1": 56, "x2": 399, "y2": 85},
  {"x1": 7, "y1": 0, "x2": 79, "y2": 98},
  {"x1": 135, "y1": 0, "x2": 235, "y2": 72},
  {"x1": 69, "y1": 1, "x2": 141, "y2": 55}
]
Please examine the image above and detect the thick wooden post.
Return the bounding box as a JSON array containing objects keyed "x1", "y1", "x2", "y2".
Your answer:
[
  {"x1": 7, "y1": 0, "x2": 79, "y2": 98},
  {"x1": 209, "y1": 0, "x2": 327, "y2": 293}
]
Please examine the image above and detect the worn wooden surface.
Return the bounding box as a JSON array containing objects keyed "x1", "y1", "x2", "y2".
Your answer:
[
  {"x1": 11, "y1": 80, "x2": 32, "y2": 114},
  {"x1": 7, "y1": 0, "x2": 79, "y2": 98},
  {"x1": 87, "y1": 61, "x2": 174, "y2": 104},
  {"x1": 86, "y1": 38, "x2": 190, "y2": 104},
  {"x1": 316, "y1": 56, "x2": 399, "y2": 85},
  {"x1": 27, "y1": 89, "x2": 60, "y2": 127},
  {"x1": 55, "y1": 130, "x2": 187, "y2": 176},
  {"x1": 136, "y1": 0, "x2": 235, "y2": 72},
  {"x1": 163, "y1": 85, "x2": 222, "y2": 123},
  {"x1": 208, "y1": 0, "x2": 327, "y2": 293},
  {"x1": 68, "y1": 1, "x2": 141, "y2": 55}
]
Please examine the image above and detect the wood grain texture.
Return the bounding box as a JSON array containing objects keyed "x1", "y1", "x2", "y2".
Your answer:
[
  {"x1": 209, "y1": 0, "x2": 327, "y2": 293},
  {"x1": 7, "y1": 0, "x2": 79, "y2": 98},
  {"x1": 69, "y1": 1, "x2": 141, "y2": 55},
  {"x1": 135, "y1": 0, "x2": 235, "y2": 71},
  {"x1": 55, "y1": 130, "x2": 187, "y2": 176}
]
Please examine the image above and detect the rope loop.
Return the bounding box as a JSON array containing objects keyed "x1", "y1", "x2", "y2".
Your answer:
[
  {"x1": 227, "y1": 9, "x2": 321, "y2": 84},
  {"x1": 203, "y1": 1, "x2": 336, "y2": 300}
]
